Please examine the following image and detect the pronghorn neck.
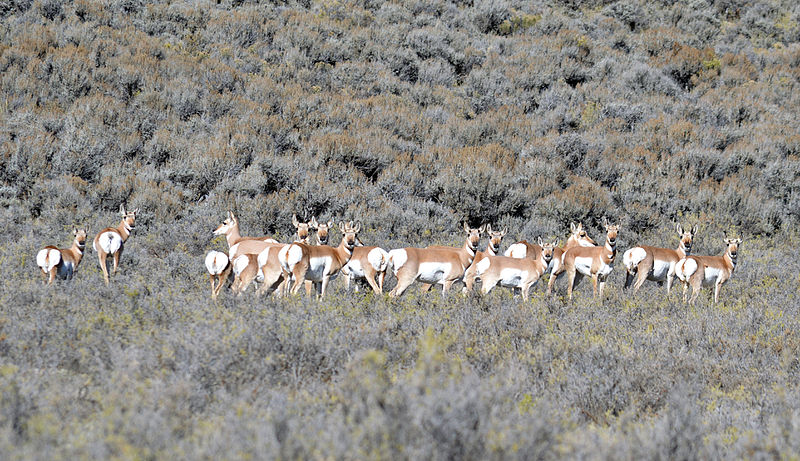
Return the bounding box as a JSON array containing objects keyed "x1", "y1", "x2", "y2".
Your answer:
[
  {"x1": 117, "y1": 219, "x2": 132, "y2": 241},
  {"x1": 463, "y1": 238, "x2": 477, "y2": 260},
  {"x1": 226, "y1": 223, "x2": 244, "y2": 247},
  {"x1": 725, "y1": 249, "x2": 738, "y2": 271},
  {"x1": 486, "y1": 242, "x2": 499, "y2": 256}
]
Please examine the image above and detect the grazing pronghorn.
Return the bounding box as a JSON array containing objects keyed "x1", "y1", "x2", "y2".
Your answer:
[
  {"x1": 388, "y1": 223, "x2": 483, "y2": 297},
  {"x1": 463, "y1": 224, "x2": 506, "y2": 292},
  {"x1": 505, "y1": 222, "x2": 597, "y2": 294},
  {"x1": 284, "y1": 221, "x2": 360, "y2": 297},
  {"x1": 340, "y1": 245, "x2": 391, "y2": 294},
  {"x1": 94, "y1": 204, "x2": 138, "y2": 285},
  {"x1": 623, "y1": 224, "x2": 698, "y2": 294},
  {"x1": 230, "y1": 254, "x2": 264, "y2": 295},
  {"x1": 204, "y1": 250, "x2": 231, "y2": 299},
  {"x1": 675, "y1": 234, "x2": 741, "y2": 304},
  {"x1": 214, "y1": 211, "x2": 278, "y2": 261},
  {"x1": 475, "y1": 238, "x2": 556, "y2": 301},
  {"x1": 36, "y1": 229, "x2": 88, "y2": 284},
  {"x1": 561, "y1": 219, "x2": 620, "y2": 301}
]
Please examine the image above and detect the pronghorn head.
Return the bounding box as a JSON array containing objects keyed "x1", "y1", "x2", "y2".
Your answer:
[
  {"x1": 568, "y1": 222, "x2": 597, "y2": 247},
  {"x1": 602, "y1": 218, "x2": 620, "y2": 248},
  {"x1": 486, "y1": 224, "x2": 506, "y2": 254},
  {"x1": 339, "y1": 221, "x2": 360, "y2": 251},
  {"x1": 213, "y1": 211, "x2": 238, "y2": 236},
  {"x1": 539, "y1": 237, "x2": 556, "y2": 264},
  {"x1": 464, "y1": 223, "x2": 484, "y2": 252},
  {"x1": 315, "y1": 218, "x2": 335, "y2": 245},
  {"x1": 74, "y1": 228, "x2": 87, "y2": 249},
  {"x1": 292, "y1": 214, "x2": 314, "y2": 243},
  {"x1": 676, "y1": 223, "x2": 698, "y2": 255},
  {"x1": 119, "y1": 204, "x2": 139, "y2": 233},
  {"x1": 723, "y1": 232, "x2": 742, "y2": 261}
]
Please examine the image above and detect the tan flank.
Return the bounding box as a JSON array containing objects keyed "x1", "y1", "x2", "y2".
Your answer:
[
  {"x1": 623, "y1": 223, "x2": 698, "y2": 294},
  {"x1": 675, "y1": 234, "x2": 741, "y2": 304}
]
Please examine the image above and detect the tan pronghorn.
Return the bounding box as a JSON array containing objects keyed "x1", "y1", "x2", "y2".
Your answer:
[
  {"x1": 507, "y1": 222, "x2": 597, "y2": 294},
  {"x1": 561, "y1": 219, "x2": 620, "y2": 300},
  {"x1": 205, "y1": 250, "x2": 231, "y2": 299},
  {"x1": 474, "y1": 238, "x2": 556, "y2": 301},
  {"x1": 284, "y1": 221, "x2": 360, "y2": 297},
  {"x1": 623, "y1": 224, "x2": 698, "y2": 294},
  {"x1": 340, "y1": 245, "x2": 391, "y2": 294},
  {"x1": 312, "y1": 218, "x2": 335, "y2": 245},
  {"x1": 463, "y1": 224, "x2": 506, "y2": 292},
  {"x1": 230, "y1": 253, "x2": 264, "y2": 295},
  {"x1": 388, "y1": 223, "x2": 483, "y2": 297},
  {"x1": 214, "y1": 211, "x2": 278, "y2": 260},
  {"x1": 36, "y1": 229, "x2": 88, "y2": 284},
  {"x1": 94, "y1": 204, "x2": 138, "y2": 285},
  {"x1": 675, "y1": 234, "x2": 741, "y2": 304},
  {"x1": 256, "y1": 216, "x2": 323, "y2": 296}
]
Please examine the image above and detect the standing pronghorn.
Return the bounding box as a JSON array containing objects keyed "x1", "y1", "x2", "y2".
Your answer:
[
  {"x1": 205, "y1": 250, "x2": 230, "y2": 299},
  {"x1": 213, "y1": 211, "x2": 278, "y2": 260},
  {"x1": 284, "y1": 221, "x2": 360, "y2": 297},
  {"x1": 388, "y1": 223, "x2": 483, "y2": 297},
  {"x1": 561, "y1": 219, "x2": 620, "y2": 301},
  {"x1": 230, "y1": 254, "x2": 264, "y2": 295},
  {"x1": 505, "y1": 222, "x2": 596, "y2": 294},
  {"x1": 255, "y1": 216, "x2": 320, "y2": 296},
  {"x1": 340, "y1": 244, "x2": 391, "y2": 294},
  {"x1": 463, "y1": 224, "x2": 506, "y2": 292},
  {"x1": 675, "y1": 234, "x2": 741, "y2": 304},
  {"x1": 474, "y1": 237, "x2": 556, "y2": 301},
  {"x1": 36, "y1": 229, "x2": 88, "y2": 284},
  {"x1": 94, "y1": 205, "x2": 138, "y2": 285},
  {"x1": 623, "y1": 224, "x2": 698, "y2": 294}
]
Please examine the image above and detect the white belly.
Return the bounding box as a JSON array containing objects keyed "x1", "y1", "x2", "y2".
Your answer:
[
  {"x1": 417, "y1": 262, "x2": 451, "y2": 284},
  {"x1": 305, "y1": 256, "x2": 331, "y2": 281},
  {"x1": 574, "y1": 256, "x2": 594, "y2": 276},
  {"x1": 702, "y1": 266, "x2": 721, "y2": 286},
  {"x1": 498, "y1": 267, "x2": 527, "y2": 288},
  {"x1": 598, "y1": 262, "x2": 613, "y2": 277},
  {"x1": 344, "y1": 259, "x2": 365, "y2": 278},
  {"x1": 57, "y1": 261, "x2": 74, "y2": 279},
  {"x1": 651, "y1": 259, "x2": 670, "y2": 280}
]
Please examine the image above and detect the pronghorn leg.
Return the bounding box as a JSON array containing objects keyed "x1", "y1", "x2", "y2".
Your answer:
[
  {"x1": 389, "y1": 272, "x2": 415, "y2": 297},
  {"x1": 479, "y1": 275, "x2": 498, "y2": 296},
  {"x1": 362, "y1": 266, "x2": 381, "y2": 294},
  {"x1": 98, "y1": 251, "x2": 110, "y2": 285},
  {"x1": 682, "y1": 281, "x2": 689, "y2": 303},
  {"x1": 420, "y1": 283, "x2": 433, "y2": 292},
  {"x1": 599, "y1": 276, "x2": 607, "y2": 298},
  {"x1": 48, "y1": 267, "x2": 57, "y2": 285},
  {"x1": 112, "y1": 248, "x2": 122, "y2": 276},
  {"x1": 624, "y1": 269, "x2": 635, "y2": 290},
  {"x1": 377, "y1": 271, "x2": 386, "y2": 293},
  {"x1": 304, "y1": 280, "x2": 313, "y2": 297},
  {"x1": 632, "y1": 264, "x2": 649, "y2": 294},
  {"x1": 218, "y1": 265, "x2": 232, "y2": 297},
  {"x1": 320, "y1": 276, "x2": 330, "y2": 298},
  {"x1": 566, "y1": 268, "x2": 577, "y2": 301},
  {"x1": 714, "y1": 282, "x2": 721, "y2": 304},
  {"x1": 210, "y1": 274, "x2": 217, "y2": 298},
  {"x1": 548, "y1": 264, "x2": 564, "y2": 295},
  {"x1": 666, "y1": 274, "x2": 675, "y2": 295},
  {"x1": 441, "y1": 280, "x2": 454, "y2": 295},
  {"x1": 689, "y1": 280, "x2": 701, "y2": 304}
]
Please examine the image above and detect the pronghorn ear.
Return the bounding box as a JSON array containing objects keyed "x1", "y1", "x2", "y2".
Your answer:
[
  {"x1": 479, "y1": 224, "x2": 487, "y2": 234},
  {"x1": 228, "y1": 210, "x2": 235, "y2": 220},
  {"x1": 292, "y1": 214, "x2": 300, "y2": 228},
  {"x1": 692, "y1": 224, "x2": 698, "y2": 235},
  {"x1": 485, "y1": 223, "x2": 492, "y2": 234},
  {"x1": 463, "y1": 222, "x2": 470, "y2": 233},
  {"x1": 310, "y1": 216, "x2": 318, "y2": 228},
  {"x1": 353, "y1": 221, "x2": 361, "y2": 233},
  {"x1": 133, "y1": 208, "x2": 139, "y2": 214},
  {"x1": 501, "y1": 227, "x2": 507, "y2": 237},
  {"x1": 537, "y1": 236, "x2": 543, "y2": 246},
  {"x1": 570, "y1": 222, "x2": 577, "y2": 233},
  {"x1": 339, "y1": 222, "x2": 346, "y2": 232},
  {"x1": 676, "y1": 223, "x2": 684, "y2": 235},
  {"x1": 602, "y1": 217, "x2": 609, "y2": 229},
  {"x1": 119, "y1": 204, "x2": 127, "y2": 216},
  {"x1": 327, "y1": 220, "x2": 334, "y2": 229}
]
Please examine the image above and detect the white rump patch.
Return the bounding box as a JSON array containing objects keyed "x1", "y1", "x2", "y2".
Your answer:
[
  {"x1": 388, "y1": 249, "x2": 408, "y2": 274},
  {"x1": 475, "y1": 257, "x2": 492, "y2": 276},
  {"x1": 205, "y1": 251, "x2": 229, "y2": 275},
  {"x1": 97, "y1": 231, "x2": 122, "y2": 254},
  {"x1": 675, "y1": 258, "x2": 697, "y2": 281},
  {"x1": 232, "y1": 255, "x2": 252, "y2": 277},
  {"x1": 504, "y1": 243, "x2": 527, "y2": 259},
  {"x1": 285, "y1": 244, "x2": 304, "y2": 271},
  {"x1": 368, "y1": 247, "x2": 390, "y2": 272},
  {"x1": 37, "y1": 249, "x2": 61, "y2": 272},
  {"x1": 623, "y1": 247, "x2": 647, "y2": 272}
]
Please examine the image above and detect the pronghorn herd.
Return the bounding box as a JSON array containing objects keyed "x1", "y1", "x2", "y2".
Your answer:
[{"x1": 36, "y1": 208, "x2": 743, "y2": 304}]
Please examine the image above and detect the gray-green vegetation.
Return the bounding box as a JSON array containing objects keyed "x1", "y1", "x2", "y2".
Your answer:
[{"x1": 1, "y1": 0, "x2": 800, "y2": 458}]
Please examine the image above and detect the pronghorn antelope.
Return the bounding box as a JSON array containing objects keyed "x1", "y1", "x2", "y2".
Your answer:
[
  {"x1": 463, "y1": 224, "x2": 506, "y2": 292},
  {"x1": 257, "y1": 216, "x2": 323, "y2": 296},
  {"x1": 230, "y1": 254, "x2": 265, "y2": 295},
  {"x1": 475, "y1": 237, "x2": 556, "y2": 301},
  {"x1": 284, "y1": 221, "x2": 360, "y2": 297},
  {"x1": 204, "y1": 250, "x2": 231, "y2": 299},
  {"x1": 214, "y1": 211, "x2": 278, "y2": 260},
  {"x1": 508, "y1": 222, "x2": 597, "y2": 294},
  {"x1": 36, "y1": 229, "x2": 87, "y2": 284},
  {"x1": 312, "y1": 218, "x2": 335, "y2": 245},
  {"x1": 94, "y1": 204, "x2": 138, "y2": 285},
  {"x1": 561, "y1": 219, "x2": 620, "y2": 300},
  {"x1": 675, "y1": 234, "x2": 741, "y2": 304},
  {"x1": 340, "y1": 245, "x2": 391, "y2": 294},
  {"x1": 388, "y1": 223, "x2": 483, "y2": 297},
  {"x1": 623, "y1": 224, "x2": 698, "y2": 294}
]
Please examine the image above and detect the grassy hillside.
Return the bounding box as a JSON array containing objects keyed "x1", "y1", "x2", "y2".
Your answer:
[{"x1": 2, "y1": 0, "x2": 800, "y2": 458}]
